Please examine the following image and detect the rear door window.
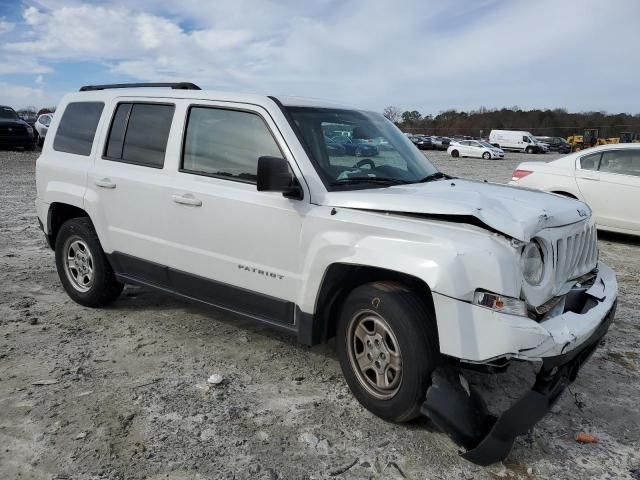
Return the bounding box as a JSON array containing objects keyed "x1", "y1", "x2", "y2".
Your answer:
[
  {"x1": 53, "y1": 102, "x2": 104, "y2": 156},
  {"x1": 104, "y1": 103, "x2": 175, "y2": 168},
  {"x1": 599, "y1": 150, "x2": 640, "y2": 177}
]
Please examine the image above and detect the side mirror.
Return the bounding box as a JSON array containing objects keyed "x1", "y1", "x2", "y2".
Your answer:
[{"x1": 257, "y1": 156, "x2": 303, "y2": 200}]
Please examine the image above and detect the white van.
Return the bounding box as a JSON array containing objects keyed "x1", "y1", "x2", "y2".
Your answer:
[{"x1": 489, "y1": 130, "x2": 542, "y2": 153}]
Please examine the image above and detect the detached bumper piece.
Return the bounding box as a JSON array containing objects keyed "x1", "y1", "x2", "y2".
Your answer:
[{"x1": 421, "y1": 301, "x2": 616, "y2": 466}]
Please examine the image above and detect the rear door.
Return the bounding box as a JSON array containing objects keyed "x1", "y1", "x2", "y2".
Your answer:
[
  {"x1": 86, "y1": 99, "x2": 178, "y2": 281},
  {"x1": 575, "y1": 149, "x2": 640, "y2": 232},
  {"x1": 468, "y1": 141, "x2": 482, "y2": 158}
]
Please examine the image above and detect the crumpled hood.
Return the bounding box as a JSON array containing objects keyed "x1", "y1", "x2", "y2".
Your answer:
[{"x1": 324, "y1": 179, "x2": 590, "y2": 242}]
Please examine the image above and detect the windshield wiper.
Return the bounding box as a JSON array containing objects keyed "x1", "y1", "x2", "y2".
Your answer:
[
  {"x1": 330, "y1": 176, "x2": 410, "y2": 187},
  {"x1": 415, "y1": 172, "x2": 449, "y2": 183}
]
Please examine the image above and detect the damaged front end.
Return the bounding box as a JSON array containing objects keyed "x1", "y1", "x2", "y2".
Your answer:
[{"x1": 421, "y1": 300, "x2": 616, "y2": 466}]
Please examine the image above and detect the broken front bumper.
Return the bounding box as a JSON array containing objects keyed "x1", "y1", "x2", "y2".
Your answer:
[{"x1": 423, "y1": 264, "x2": 618, "y2": 466}]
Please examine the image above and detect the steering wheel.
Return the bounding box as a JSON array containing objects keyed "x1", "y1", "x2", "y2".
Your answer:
[{"x1": 354, "y1": 158, "x2": 376, "y2": 169}]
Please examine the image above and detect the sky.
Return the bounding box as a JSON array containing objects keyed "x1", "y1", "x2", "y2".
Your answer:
[{"x1": 0, "y1": 0, "x2": 639, "y2": 115}]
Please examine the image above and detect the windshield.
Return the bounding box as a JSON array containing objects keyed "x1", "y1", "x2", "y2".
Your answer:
[
  {"x1": 285, "y1": 107, "x2": 439, "y2": 189},
  {"x1": 0, "y1": 107, "x2": 18, "y2": 120}
]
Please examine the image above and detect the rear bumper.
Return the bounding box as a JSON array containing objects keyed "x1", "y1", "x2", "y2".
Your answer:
[{"x1": 422, "y1": 300, "x2": 615, "y2": 465}]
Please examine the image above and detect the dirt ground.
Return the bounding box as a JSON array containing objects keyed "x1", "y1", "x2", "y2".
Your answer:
[{"x1": 1, "y1": 149, "x2": 639, "y2": 480}]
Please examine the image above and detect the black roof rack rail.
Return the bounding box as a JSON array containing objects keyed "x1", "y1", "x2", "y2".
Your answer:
[{"x1": 79, "y1": 82, "x2": 201, "y2": 92}]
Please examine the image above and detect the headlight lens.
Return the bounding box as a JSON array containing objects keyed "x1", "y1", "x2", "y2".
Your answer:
[
  {"x1": 521, "y1": 241, "x2": 545, "y2": 285},
  {"x1": 473, "y1": 290, "x2": 527, "y2": 316}
]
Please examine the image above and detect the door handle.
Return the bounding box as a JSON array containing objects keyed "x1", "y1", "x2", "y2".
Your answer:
[
  {"x1": 579, "y1": 173, "x2": 600, "y2": 181},
  {"x1": 172, "y1": 194, "x2": 202, "y2": 207},
  {"x1": 95, "y1": 178, "x2": 116, "y2": 189}
]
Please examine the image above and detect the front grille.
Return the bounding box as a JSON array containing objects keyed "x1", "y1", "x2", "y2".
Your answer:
[
  {"x1": 555, "y1": 222, "x2": 598, "y2": 285},
  {"x1": 0, "y1": 125, "x2": 28, "y2": 138}
]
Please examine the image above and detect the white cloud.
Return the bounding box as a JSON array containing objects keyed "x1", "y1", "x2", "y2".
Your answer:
[
  {"x1": 1, "y1": 0, "x2": 640, "y2": 113},
  {"x1": 0, "y1": 55, "x2": 53, "y2": 76},
  {"x1": 35, "y1": 74, "x2": 44, "y2": 84},
  {"x1": 0, "y1": 17, "x2": 14, "y2": 35},
  {"x1": 0, "y1": 82, "x2": 46, "y2": 109}
]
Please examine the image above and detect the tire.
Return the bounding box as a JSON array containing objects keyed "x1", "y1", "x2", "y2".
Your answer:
[
  {"x1": 482, "y1": 151, "x2": 491, "y2": 160},
  {"x1": 336, "y1": 281, "x2": 440, "y2": 422},
  {"x1": 55, "y1": 217, "x2": 123, "y2": 307},
  {"x1": 451, "y1": 150, "x2": 459, "y2": 158},
  {"x1": 525, "y1": 146, "x2": 533, "y2": 154}
]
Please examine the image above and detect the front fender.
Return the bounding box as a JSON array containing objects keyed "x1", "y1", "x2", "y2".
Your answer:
[{"x1": 297, "y1": 208, "x2": 520, "y2": 313}]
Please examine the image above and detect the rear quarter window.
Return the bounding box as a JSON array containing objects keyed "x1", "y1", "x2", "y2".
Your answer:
[
  {"x1": 580, "y1": 152, "x2": 601, "y2": 171},
  {"x1": 53, "y1": 102, "x2": 104, "y2": 156}
]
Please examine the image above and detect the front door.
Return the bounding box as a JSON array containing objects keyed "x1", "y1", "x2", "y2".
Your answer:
[{"x1": 163, "y1": 102, "x2": 308, "y2": 325}]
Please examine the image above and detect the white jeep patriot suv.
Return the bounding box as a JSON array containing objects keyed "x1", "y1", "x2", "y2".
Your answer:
[{"x1": 36, "y1": 83, "x2": 617, "y2": 465}]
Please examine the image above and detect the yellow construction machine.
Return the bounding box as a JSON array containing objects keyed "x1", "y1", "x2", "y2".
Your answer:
[{"x1": 567, "y1": 129, "x2": 599, "y2": 151}]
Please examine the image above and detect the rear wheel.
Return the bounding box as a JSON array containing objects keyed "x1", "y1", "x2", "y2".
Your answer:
[
  {"x1": 55, "y1": 217, "x2": 123, "y2": 307},
  {"x1": 336, "y1": 282, "x2": 440, "y2": 422},
  {"x1": 482, "y1": 151, "x2": 491, "y2": 160},
  {"x1": 451, "y1": 150, "x2": 459, "y2": 158}
]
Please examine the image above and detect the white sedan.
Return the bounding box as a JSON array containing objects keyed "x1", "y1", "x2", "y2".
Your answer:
[
  {"x1": 35, "y1": 113, "x2": 53, "y2": 146},
  {"x1": 509, "y1": 144, "x2": 640, "y2": 235},
  {"x1": 447, "y1": 140, "x2": 504, "y2": 159}
]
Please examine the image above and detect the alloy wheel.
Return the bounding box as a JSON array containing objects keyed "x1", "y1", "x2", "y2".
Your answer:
[{"x1": 346, "y1": 309, "x2": 403, "y2": 400}]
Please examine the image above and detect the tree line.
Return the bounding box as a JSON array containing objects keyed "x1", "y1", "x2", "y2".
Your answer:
[{"x1": 383, "y1": 106, "x2": 640, "y2": 139}]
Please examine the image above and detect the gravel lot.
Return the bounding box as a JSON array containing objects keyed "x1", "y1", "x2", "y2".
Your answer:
[{"x1": 1, "y1": 149, "x2": 639, "y2": 480}]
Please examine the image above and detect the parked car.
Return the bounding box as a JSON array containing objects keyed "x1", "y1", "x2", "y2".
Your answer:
[
  {"x1": 370, "y1": 136, "x2": 393, "y2": 150},
  {"x1": 36, "y1": 83, "x2": 617, "y2": 466},
  {"x1": 410, "y1": 135, "x2": 433, "y2": 150},
  {"x1": 510, "y1": 144, "x2": 640, "y2": 235},
  {"x1": 448, "y1": 140, "x2": 505, "y2": 159},
  {"x1": 0, "y1": 105, "x2": 37, "y2": 150},
  {"x1": 35, "y1": 113, "x2": 53, "y2": 146},
  {"x1": 536, "y1": 136, "x2": 572, "y2": 154},
  {"x1": 331, "y1": 136, "x2": 379, "y2": 157},
  {"x1": 324, "y1": 136, "x2": 346, "y2": 156},
  {"x1": 430, "y1": 136, "x2": 451, "y2": 150},
  {"x1": 489, "y1": 130, "x2": 542, "y2": 153},
  {"x1": 537, "y1": 141, "x2": 550, "y2": 153},
  {"x1": 18, "y1": 110, "x2": 38, "y2": 128}
]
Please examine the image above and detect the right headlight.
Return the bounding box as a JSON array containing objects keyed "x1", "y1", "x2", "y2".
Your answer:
[{"x1": 521, "y1": 240, "x2": 545, "y2": 285}]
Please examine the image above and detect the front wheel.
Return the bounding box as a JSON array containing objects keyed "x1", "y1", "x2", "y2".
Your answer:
[
  {"x1": 336, "y1": 282, "x2": 440, "y2": 422},
  {"x1": 55, "y1": 217, "x2": 123, "y2": 307},
  {"x1": 525, "y1": 146, "x2": 533, "y2": 154},
  {"x1": 450, "y1": 149, "x2": 459, "y2": 158},
  {"x1": 482, "y1": 151, "x2": 491, "y2": 160}
]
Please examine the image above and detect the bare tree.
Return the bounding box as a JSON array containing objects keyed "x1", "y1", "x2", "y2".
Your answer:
[
  {"x1": 37, "y1": 106, "x2": 56, "y2": 116},
  {"x1": 383, "y1": 105, "x2": 402, "y2": 124}
]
